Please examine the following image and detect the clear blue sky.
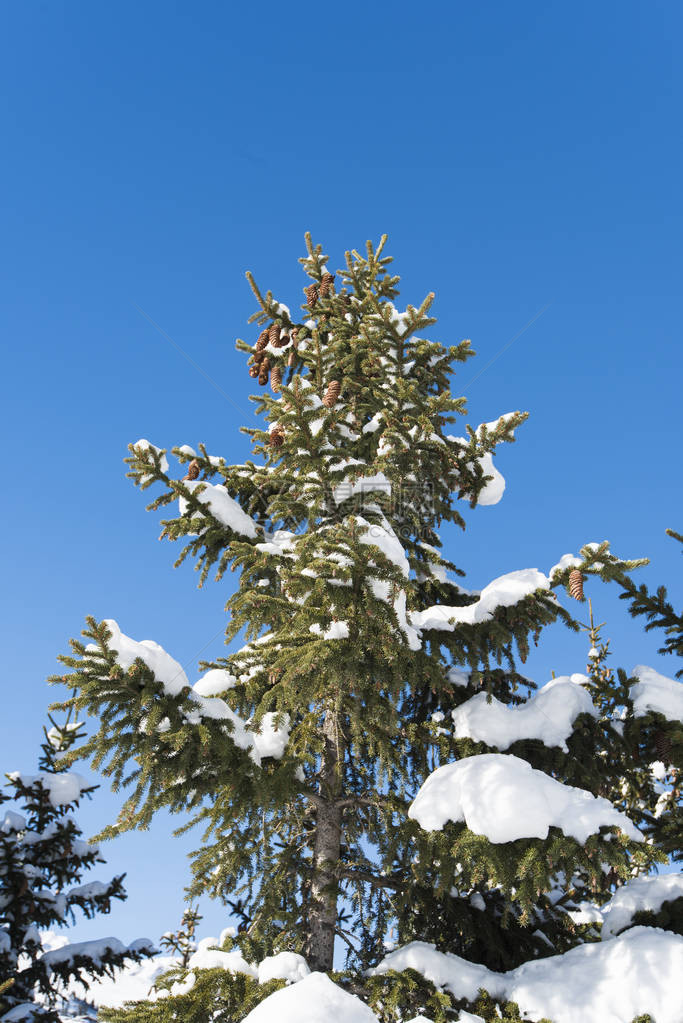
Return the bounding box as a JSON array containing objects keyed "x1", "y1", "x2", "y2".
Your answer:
[{"x1": 1, "y1": 2, "x2": 681, "y2": 948}]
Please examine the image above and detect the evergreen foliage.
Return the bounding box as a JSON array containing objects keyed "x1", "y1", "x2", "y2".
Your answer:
[
  {"x1": 0, "y1": 710, "x2": 154, "y2": 1022},
  {"x1": 614, "y1": 530, "x2": 683, "y2": 862},
  {"x1": 619, "y1": 529, "x2": 683, "y2": 676},
  {"x1": 48, "y1": 236, "x2": 679, "y2": 1021},
  {"x1": 157, "y1": 908, "x2": 202, "y2": 969},
  {"x1": 629, "y1": 896, "x2": 683, "y2": 936},
  {"x1": 99, "y1": 968, "x2": 284, "y2": 1023},
  {"x1": 576, "y1": 607, "x2": 673, "y2": 868},
  {"x1": 0, "y1": 980, "x2": 14, "y2": 1016}
]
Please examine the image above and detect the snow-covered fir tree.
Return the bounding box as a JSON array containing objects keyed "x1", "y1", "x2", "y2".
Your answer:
[
  {"x1": 0, "y1": 710, "x2": 155, "y2": 1022},
  {"x1": 50, "y1": 236, "x2": 683, "y2": 1022}
]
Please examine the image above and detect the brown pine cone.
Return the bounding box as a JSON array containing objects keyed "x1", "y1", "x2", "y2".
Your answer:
[
  {"x1": 249, "y1": 365, "x2": 259, "y2": 378},
  {"x1": 274, "y1": 332, "x2": 289, "y2": 349},
  {"x1": 269, "y1": 425, "x2": 285, "y2": 448},
  {"x1": 568, "y1": 569, "x2": 585, "y2": 601},
  {"x1": 268, "y1": 323, "x2": 281, "y2": 346},
  {"x1": 256, "y1": 329, "x2": 269, "y2": 351},
  {"x1": 271, "y1": 366, "x2": 282, "y2": 393},
  {"x1": 319, "y1": 272, "x2": 335, "y2": 297},
  {"x1": 184, "y1": 459, "x2": 200, "y2": 481},
  {"x1": 322, "y1": 380, "x2": 341, "y2": 408},
  {"x1": 305, "y1": 284, "x2": 318, "y2": 308},
  {"x1": 290, "y1": 327, "x2": 299, "y2": 347},
  {"x1": 258, "y1": 357, "x2": 271, "y2": 386},
  {"x1": 288, "y1": 350, "x2": 296, "y2": 367}
]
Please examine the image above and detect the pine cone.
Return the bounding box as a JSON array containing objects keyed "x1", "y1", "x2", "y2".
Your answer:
[
  {"x1": 274, "y1": 331, "x2": 289, "y2": 349},
  {"x1": 258, "y1": 357, "x2": 271, "y2": 386},
  {"x1": 184, "y1": 459, "x2": 200, "y2": 481},
  {"x1": 322, "y1": 380, "x2": 341, "y2": 408},
  {"x1": 655, "y1": 730, "x2": 672, "y2": 762},
  {"x1": 568, "y1": 569, "x2": 584, "y2": 601},
  {"x1": 288, "y1": 350, "x2": 296, "y2": 367},
  {"x1": 290, "y1": 327, "x2": 299, "y2": 347},
  {"x1": 256, "y1": 330, "x2": 269, "y2": 352},
  {"x1": 305, "y1": 284, "x2": 318, "y2": 308},
  {"x1": 271, "y1": 366, "x2": 282, "y2": 393},
  {"x1": 249, "y1": 365, "x2": 259, "y2": 378},
  {"x1": 268, "y1": 323, "x2": 281, "y2": 346},
  {"x1": 319, "y1": 272, "x2": 335, "y2": 297},
  {"x1": 269, "y1": 426, "x2": 285, "y2": 448}
]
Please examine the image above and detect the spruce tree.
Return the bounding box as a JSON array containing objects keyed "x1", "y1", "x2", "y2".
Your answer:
[
  {"x1": 49, "y1": 235, "x2": 678, "y2": 1019},
  {"x1": 0, "y1": 710, "x2": 154, "y2": 1022}
]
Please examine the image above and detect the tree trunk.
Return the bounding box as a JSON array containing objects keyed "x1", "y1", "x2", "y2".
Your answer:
[{"x1": 307, "y1": 706, "x2": 343, "y2": 972}]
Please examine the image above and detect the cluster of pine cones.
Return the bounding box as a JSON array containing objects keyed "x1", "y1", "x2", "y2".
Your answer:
[
  {"x1": 305, "y1": 272, "x2": 335, "y2": 308},
  {"x1": 249, "y1": 324, "x2": 299, "y2": 392},
  {"x1": 248, "y1": 274, "x2": 338, "y2": 392},
  {"x1": 249, "y1": 276, "x2": 341, "y2": 452}
]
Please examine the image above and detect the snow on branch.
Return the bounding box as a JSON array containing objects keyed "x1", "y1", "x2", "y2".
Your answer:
[
  {"x1": 370, "y1": 927, "x2": 683, "y2": 1023},
  {"x1": 5, "y1": 772, "x2": 92, "y2": 808},
  {"x1": 629, "y1": 665, "x2": 683, "y2": 722},
  {"x1": 410, "y1": 568, "x2": 550, "y2": 632},
  {"x1": 126, "y1": 440, "x2": 262, "y2": 553},
  {"x1": 178, "y1": 480, "x2": 259, "y2": 538},
  {"x1": 242, "y1": 970, "x2": 378, "y2": 1023},
  {"x1": 186, "y1": 942, "x2": 256, "y2": 977},
  {"x1": 1, "y1": 809, "x2": 27, "y2": 834},
  {"x1": 332, "y1": 471, "x2": 392, "y2": 506},
  {"x1": 410, "y1": 541, "x2": 648, "y2": 637},
  {"x1": 451, "y1": 674, "x2": 596, "y2": 752},
  {"x1": 408, "y1": 753, "x2": 642, "y2": 843},
  {"x1": 39, "y1": 936, "x2": 155, "y2": 971},
  {"x1": 85, "y1": 620, "x2": 290, "y2": 766},
  {"x1": 446, "y1": 411, "x2": 526, "y2": 507},
  {"x1": 600, "y1": 873, "x2": 683, "y2": 939},
  {"x1": 368, "y1": 940, "x2": 506, "y2": 1003},
  {"x1": 132, "y1": 439, "x2": 168, "y2": 483},
  {"x1": 470, "y1": 451, "x2": 505, "y2": 506},
  {"x1": 87, "y1": 619, "x2": 190, "y2": 696}
]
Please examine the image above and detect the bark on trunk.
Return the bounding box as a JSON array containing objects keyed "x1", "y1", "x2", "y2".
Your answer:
[{"x1": 306, "y1": 706, "x2": 343, "y2": 972}]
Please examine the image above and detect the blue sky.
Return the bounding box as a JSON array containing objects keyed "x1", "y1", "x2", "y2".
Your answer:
[{"x1": 1, "y1": 2, "x2": 681, "y2": 947}]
